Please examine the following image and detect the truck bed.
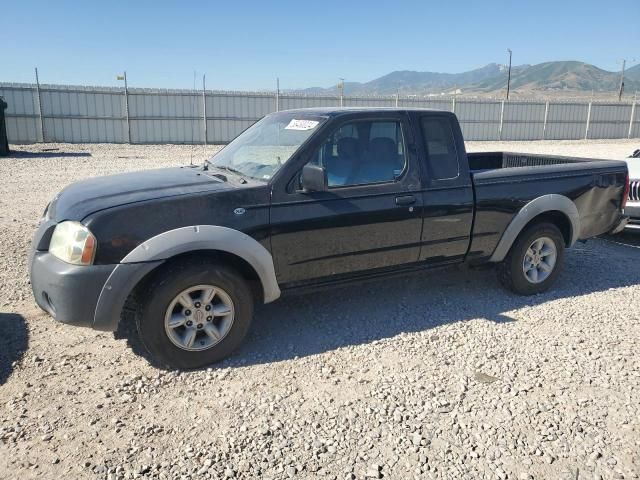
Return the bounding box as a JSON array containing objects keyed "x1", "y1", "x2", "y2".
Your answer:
[
  {"x1": 468, "y1": 151, "x2": 598, "y2": 172},
  {"x1": 468, "y1": 151, "x2": 627, "y2": 184},
  {"x1": 465, "y1": 152, "x2": 628, "y2": 260}
]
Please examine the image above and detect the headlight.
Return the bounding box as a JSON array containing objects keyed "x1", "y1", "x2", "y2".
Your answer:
[{"x1": 49, "y1": 221, "x2": 97, "y2": 265}]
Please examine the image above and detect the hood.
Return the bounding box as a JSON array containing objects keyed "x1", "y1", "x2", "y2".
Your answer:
[{"x1": 49, "y1": 166, "x2": 234, "y2": 221}]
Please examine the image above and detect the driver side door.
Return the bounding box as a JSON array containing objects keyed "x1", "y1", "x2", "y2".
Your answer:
[{"x1": 269, "y1": 113, "x2": 424, "y2": 286}]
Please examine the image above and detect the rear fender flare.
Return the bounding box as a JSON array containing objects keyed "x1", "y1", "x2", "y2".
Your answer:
[{"x1": 489, "y1": 194, "x2": 580, "y2": 262}]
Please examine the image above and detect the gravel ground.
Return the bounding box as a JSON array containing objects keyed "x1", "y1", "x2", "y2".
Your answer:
[{"x1": 1, "y1": 140, "x2": 639, "y2": 480}]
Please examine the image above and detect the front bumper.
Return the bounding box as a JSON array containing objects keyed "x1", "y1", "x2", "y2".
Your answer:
[
  {"x1": 29, "y1": 216, "x2": 164, "y2": 332},
  {"x1": 30, "y1": 251, "x2": 115, "y2": 328}
]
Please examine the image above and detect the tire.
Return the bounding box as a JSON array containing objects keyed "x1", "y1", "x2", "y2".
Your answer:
[
  {"x1": 497, "y1": 222, "x2": 565, "y2": 295},
  {"x1": 136, "y1": 260, "x2": 254, "y2": 369}
]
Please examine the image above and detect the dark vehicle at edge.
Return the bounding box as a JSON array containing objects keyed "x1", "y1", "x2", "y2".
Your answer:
[{"x1": 30, "y1": 108, "x2": 629, "y2": 368}]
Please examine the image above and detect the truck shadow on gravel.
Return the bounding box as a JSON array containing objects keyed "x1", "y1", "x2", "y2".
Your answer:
[
  {"x1": 121, "y1": 240, "x2": 640, "y2": 370},
  {"x1": 236, "y1": 242, "x2": 640, "y2": 368},
  {"x1": 0, "y1": 313, "x2": 29, "y2": 384}
]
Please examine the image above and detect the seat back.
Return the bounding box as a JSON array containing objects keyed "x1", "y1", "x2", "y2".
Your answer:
[{"x1": 356, "y1": 137, "x2": 399, "y2": 183}]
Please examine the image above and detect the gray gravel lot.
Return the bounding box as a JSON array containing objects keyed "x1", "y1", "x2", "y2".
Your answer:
[{"x1": 1, "y1": 140, "x2": 639, "y2": 479}]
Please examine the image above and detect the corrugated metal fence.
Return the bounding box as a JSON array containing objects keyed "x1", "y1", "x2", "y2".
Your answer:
[{"x1": 1, "y1": 82, "x2": 638, "y2": 144}]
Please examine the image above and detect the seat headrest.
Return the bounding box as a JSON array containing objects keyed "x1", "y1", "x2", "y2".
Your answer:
[
  {"x1": 370, "y1": 137, "x2": 396, "y2": 160},
  {"x1": 337, "y1": 137, "x2": 358, "y2": 158}
]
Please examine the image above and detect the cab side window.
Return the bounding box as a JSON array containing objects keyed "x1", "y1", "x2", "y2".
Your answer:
[
  {"x1": 421, "y1": 117, "x2": 459, "y2": 180},
  {"x1": 307, "y1": 120, "x2": 406, "y2": 187}
]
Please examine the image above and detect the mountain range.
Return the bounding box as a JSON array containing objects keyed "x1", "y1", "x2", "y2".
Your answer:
[{"x1": 298, "y1": 61, "x2": 640, "y2": 97}]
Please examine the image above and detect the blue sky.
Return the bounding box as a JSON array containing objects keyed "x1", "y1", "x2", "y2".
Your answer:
[{"x1": 3, "y1": 0, "x2": 639, "y2": 90}]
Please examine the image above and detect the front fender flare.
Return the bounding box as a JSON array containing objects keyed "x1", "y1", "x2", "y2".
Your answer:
[{"x1": 92, "y1": 225, "x2": 281, "y2": 331}]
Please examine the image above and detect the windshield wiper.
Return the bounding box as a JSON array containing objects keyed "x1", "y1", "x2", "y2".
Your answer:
[
  {"x1": 216, "y1": 165, "x2": 244, "y2": 176},
  {"x1": 201, "y1": 162, "x2": 228, "y2": 182},
  {"x1": 209, "y1": 164, "x2": 248, "y2": 184},
  {"x1": 209, "y1": 173, "x2": 228, "y2": 182}
]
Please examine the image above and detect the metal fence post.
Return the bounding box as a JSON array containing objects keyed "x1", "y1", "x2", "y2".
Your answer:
[
  {"x1": 276, "y1": 78, "x2": 280, "y2": 112},
  {"x1": 395, "y1": 93, "x2": 399, "y2": 107},
  {"x1": 34, "y1": 68, "x2": 45, "y2": 142},
  {"x1": 629, "y1": 100, "x2": 636, "y2": 139},
  {"x1": 202, "y1": 75, "x2": 207, "y2": 145},
  {"x1": 585, "y1": 102, "x2": 592, "y2": 139},
  {"x1": 498, "y1": 100, "x2": 505, "y2": 140},
  {"x1": 542, "y1": 101, "x2": 549, "y2": 140},
  {"x1": 123, "y1": 71, "x2": 131, "y2": 143},
  {"x1": 451, "y1": 97, "x2": 456, "y2": 114}
]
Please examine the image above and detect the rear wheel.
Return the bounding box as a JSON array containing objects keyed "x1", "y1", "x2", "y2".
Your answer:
[
  {"x1": 497, "y1": 222, "x2": 565, "y2": 295},
  {"x1": 136, "y1": 260, "x2": 253, "y2": 369}
]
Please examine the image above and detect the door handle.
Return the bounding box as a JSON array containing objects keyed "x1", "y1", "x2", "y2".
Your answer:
[{"x1": 395, "y1": 195, "x2": 416, "y2": 206}]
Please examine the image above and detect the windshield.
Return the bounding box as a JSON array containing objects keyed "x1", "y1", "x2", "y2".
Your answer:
[{"x1": 207, "y1": 112, "x2": 327, "y2": 181}]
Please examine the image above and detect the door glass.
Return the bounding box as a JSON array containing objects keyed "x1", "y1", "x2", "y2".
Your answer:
[
  {"x1": 307, "y1": 120, "x2": 407, "y2": 187},
  {"x1": 421, "y1": 117, "x2": 459, "y2": 180}
]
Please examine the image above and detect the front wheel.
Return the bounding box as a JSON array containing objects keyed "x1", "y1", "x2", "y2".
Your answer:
[
  {"x1": 136, "y1": 260, "x2": 254, "y2": 369},
  {"x1": 497, "y1": 222, "x2": 565, "y2": 295}
]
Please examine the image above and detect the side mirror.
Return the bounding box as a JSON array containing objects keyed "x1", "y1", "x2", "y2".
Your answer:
[{"x1": 301, "y1": 164, "x2": 327, "y2": 192}]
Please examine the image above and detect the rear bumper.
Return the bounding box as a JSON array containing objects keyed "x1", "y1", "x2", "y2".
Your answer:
[
  {"x1": 624, "y1": 202, "x2": 640, "y2": 222},
  {"x1": 624, "y1": 203, "x2": 640, "y2": 230},
  {"x1": 608, "y1": 212, "x2": 629, "y2": 234},
  {"x1": 31, "y1": 252, "x2": 116, "y2": 328}
]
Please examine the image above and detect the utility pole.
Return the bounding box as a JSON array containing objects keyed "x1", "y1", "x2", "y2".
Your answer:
[
  {"x1": 117, "y1": 71, "x2": 131, "y2": 143},
  {"x1": 618, "y1": 59, "x2": 626, "y2": 102},
  {"x1": 629, "y1": 91, "x2": 637, "y2": 139},
  {"x1": 34, "y1": 67, "x2": 45, "y2": 142},
  {"x1": 202, "y1": 75, "x2": 207, "y2": 145},
  {"x1": 506, "y1": 48, "x2": 512, "y2": 101},
  {"x1": 123, "y1": 71, "x2": 131, "y2": 144}
]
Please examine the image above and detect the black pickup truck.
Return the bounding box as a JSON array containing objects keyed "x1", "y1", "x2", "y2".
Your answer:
[{"x1": 30, "y1": 108, "x2": 629, "y2": 368}]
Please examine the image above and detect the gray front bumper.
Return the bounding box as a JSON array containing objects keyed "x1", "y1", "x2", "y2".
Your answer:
[
  {"x1": 31, "y1": 252, "x2": 116, "y2": 328},
  {"x1": 30, "y1": 217, "x2": 164, "y2": 332}
]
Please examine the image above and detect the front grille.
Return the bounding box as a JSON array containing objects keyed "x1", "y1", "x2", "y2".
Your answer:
[{"x1": 630, "y1": 180, "x2": 640, "y2": 202}]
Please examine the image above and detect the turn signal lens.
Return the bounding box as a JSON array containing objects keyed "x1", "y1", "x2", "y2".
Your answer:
[{"x1": 49, "y1": 221, "x2": 97, "y2": 265}]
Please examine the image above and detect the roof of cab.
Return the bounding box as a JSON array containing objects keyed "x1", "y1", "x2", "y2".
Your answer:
[{"x1": 274, "y1": 107, "x2": 452, "y2": 117}]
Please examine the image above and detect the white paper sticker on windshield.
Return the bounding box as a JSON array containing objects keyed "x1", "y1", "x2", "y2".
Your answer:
[{"x1": 285, "y1": 119, "x2": 319, "y2": 131}]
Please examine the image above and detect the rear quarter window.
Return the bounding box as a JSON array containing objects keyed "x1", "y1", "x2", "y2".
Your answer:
[{"x1": 421, "y1": 117, "x2": 460, "y2": 180}]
